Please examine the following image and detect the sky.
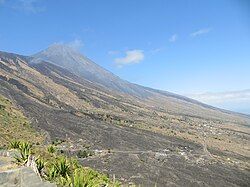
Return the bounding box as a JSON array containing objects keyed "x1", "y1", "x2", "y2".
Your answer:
[{"x1": 0, "y1": 0, "x2": 250, "y2": 114}]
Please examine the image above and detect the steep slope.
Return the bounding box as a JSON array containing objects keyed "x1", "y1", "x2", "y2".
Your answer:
[
  {"x1": 31, "y1": 44, "x2": 152, "y2": 97},
  {"x1": 0, "y1": 49, "x2": 250, "y2": 186}
]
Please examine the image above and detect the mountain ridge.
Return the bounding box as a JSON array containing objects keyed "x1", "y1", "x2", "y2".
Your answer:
[
  {"x1": 1, "y1": 48, "x2": 250, "y2": 123},
  {"x1": 26, "y1": 44, "x2": 250, "y2": 118}
]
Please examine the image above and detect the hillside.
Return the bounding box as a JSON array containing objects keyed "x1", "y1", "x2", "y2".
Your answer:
[
  {"x1": 0, "y1": 47, "x2": 250, "y2": 186},
  {"x1": 0, "y1": 95, "x2": 45, "y2": 148}
]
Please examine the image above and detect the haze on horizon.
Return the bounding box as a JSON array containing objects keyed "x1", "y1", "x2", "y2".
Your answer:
[{"x1": 0, "y1": 0, "x2": 249, "y2": 114}]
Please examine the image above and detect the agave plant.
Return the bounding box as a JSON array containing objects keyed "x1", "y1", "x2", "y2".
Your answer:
[
  {"x1": 54, "y1": 156, "x2": 71, "y2": 178},
  {"x1": 72, "y1": 168, "x2": 85, "y2": 187},
  {"x1": 47, "y1": 145, "x2": 57, "y2": 154},
  {"x1": 35, "y1": 156, "x2": 46, "y2": 174},
  {"x1": 14, "y1": 141, "x2": 32, "y2": 164},
  {"x1": 70, "y1": 158, "x2": 80, "y2": 170},
  {"x1": 57, "y1": 175, "x2": 72, "y2": 186},
  {"x1": 46, "y1": 164, "x2": 58, "y2": 181},
  {"x1": 72, "y1": 168, "x2": 112, "y2": 187},
  {"x1": 9, "y1": 140, "x2": 21, "y2": 149}
]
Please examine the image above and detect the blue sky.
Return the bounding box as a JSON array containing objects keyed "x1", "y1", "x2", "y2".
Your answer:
[{"x1": 0, "y1": 0, "x2": 250, "y2": 113}]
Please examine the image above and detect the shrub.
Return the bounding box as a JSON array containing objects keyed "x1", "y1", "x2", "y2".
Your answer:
[
  {"x1": 45, "y1": 157, "x2": 71, "y2": 184},
  {"x1": 72, "y1": 168, "x2": 85, "y2": 187},
  {"x1": 52, "y1": 139, "x2": 65, "y2": 146},
  {"x1": 70, "y1": 158, "x2": 80, "y2": 170},
  {"x1": 57, "y1": 175, "x2": 71, "y2": 186},
  {"x1": 9, "y1": 140, "x2": 21, "y2": 149},
  {"x1": 70, "y1": 168, "x2": 107, "y2": 187},
  {"x1": 47, "y1": 145, "x2": 57, "y2": 154},
  {"x1": 46, "y1": 164, "x2": 58, "y2": 181},
  {"x1": 35, "y1": 157, "x2": 46, "y2": 174},
  {"x1": 10, "y1": 140, "x2": 121, "y2": 186},
  {"x1": 14, "y1": 141, "x2": 32, "y2": 164},
  {"x1": 76, "y1": 150, "x2": 89, "y2": 158},
  {"x1": 54, "y1": 156, "x2": 70, "y2": 178}
]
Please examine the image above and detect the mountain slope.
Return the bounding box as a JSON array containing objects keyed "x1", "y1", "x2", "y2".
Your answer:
[
  {"x1": 31, "y1": 44, "x2": 152, "y2": 97},
  {"x1": 0, "y1": 48, "x2": 249, "y2": 186},
  {"x1": 30, "y1": 44, "x2": 250, "y2": 121}
]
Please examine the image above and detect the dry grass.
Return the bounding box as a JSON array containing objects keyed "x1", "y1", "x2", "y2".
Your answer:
[{"x1": 0, "y1": 95, "x2": 45, "y2": 148}]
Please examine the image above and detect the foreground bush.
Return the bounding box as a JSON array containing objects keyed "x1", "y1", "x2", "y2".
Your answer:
[
  {"x1": 45, "y1": 156, "x2": 120, "y2": 186},
  {"x1": 47, "y1": 145, "x2": 57, "y2": 154},
  {"x1": 14, "y1": 141, "x2": 32, "y2": 164},
  {"x1": 35, "y1": 157, "x2": 46, "y2": 174},
  {"x1": 9, "y1": 140, "x2": 21, "y2": 149},
  {"x1": 54, "y1": 156, "x2": 71, "y2": 178},
  {"x1": 9, "y1": 140, "x2": 120, "y2": 186}
]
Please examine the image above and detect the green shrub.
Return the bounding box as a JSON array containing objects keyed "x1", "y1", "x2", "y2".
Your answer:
[
  {"x1": 9, "y1": 140, "x2": 21, "y2": 149},
  {"x1": 47, "y1": 145, "x2": 57, "y2": 154},
  {"x1": 54, "y1": 156, "x2": 70, "y2": 178},
  {"x1": 10, "y1": 140, "x2": 121, "y2": 186},
  {"x1": 70, "y1": 158, "x2": 80, "y2": 170},
  {"x1": 52, "y1": 139, "x2": 65, "y2": 146},
  {"x1": 14, "y1": 141, "x2": 32, "y2": 164},
  {"x1": 76, "y1": 150, "x2": 90, "y2": 158},
  {"x1": 69, "y1": 167, "x2": 120, "y2": 187},
  {"x1": 57, "y1": 175, "x2": 71, "y2": 186},
  {"x1": 46, "y1": 164, "x2": 58, "y2": 181},
  {"x1": 35, "y1": 157, "x2": 46, "y2": 174},
  {"x1": 69, "y1": 168, "x2": 107, "y2": 187},
  {"x1": 72, "y1": 168, "x2": 85, "y2": 187}
]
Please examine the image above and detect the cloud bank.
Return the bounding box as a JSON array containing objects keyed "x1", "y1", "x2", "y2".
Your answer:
[{"x1": 187, "y1": 89, "x2": 250, "y2": 114}]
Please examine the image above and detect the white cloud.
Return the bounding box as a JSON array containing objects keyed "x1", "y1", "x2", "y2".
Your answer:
[
  {"x1": 14, "y1": 0, "x2": 45, "y2": 13},
  {"x1": 169, "y1": 34, "x2": 178, "y2": 42},
  {"x1": 190, "y1": 28, "x2": 212, "y2": 37},
  {"x1": 187, "y1": 89, "x2": 250, "y2": 114},
  {"x1": 188, "y1": 90, "x2": 250, "y2": 104},
  {"x1": 67, "y1": 39, "x2": 84, "y2": 50},
  {"x1": 114, "y1": 50, "x2": 144, "y2": 66}
]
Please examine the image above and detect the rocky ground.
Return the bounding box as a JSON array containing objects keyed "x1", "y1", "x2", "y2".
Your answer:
[{"x1": 0, "y1": 150, "x2": 55, "y2": 187}]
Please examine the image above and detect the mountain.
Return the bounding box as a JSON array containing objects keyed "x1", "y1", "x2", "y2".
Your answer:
[
  {"x1": 31, "y1": 44, "x2": 152, "y2": 97},
  {"x1": 0, "y1": 46, "x2": 249, "y2": 186},
  {"x1": 30, "y1": 44, "x2": 250, "y2": 119}
]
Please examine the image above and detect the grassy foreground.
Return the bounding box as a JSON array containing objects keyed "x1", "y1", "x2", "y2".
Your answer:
[{"x1": 11, "y1": 141, "x2": 120, "y2": 186}]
